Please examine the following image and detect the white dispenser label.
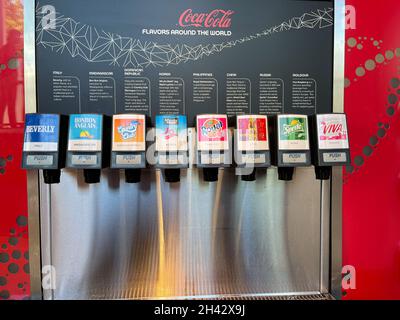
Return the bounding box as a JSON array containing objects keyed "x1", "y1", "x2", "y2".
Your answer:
[
  {"x1": 317, "y1": 114, "x2": 349, "y2": 150},
  {"x1": 116, "y1": 154, "x2": 142, "y2": 165},
  {"x1": 323, "y1": 152, "x2": 347, "y2": 163},
  {"x1": 159, "y1": 154, "x2": 186, "y2": 165},
  {"x1": 242, "y1": 153, "x2": 266, "y2": 164},
  {"x1": 282, "y1": 153, "x2": 307, "y2": 164},
  {"x1": 200, "y1": 153, "x2": 226, "y2": 165},
  {"x1": 26, "y1": 155, "x2": 54, "y2": 166},
  {"x1": 71, "y1": 155, "x2": 98, "y2": 165}
]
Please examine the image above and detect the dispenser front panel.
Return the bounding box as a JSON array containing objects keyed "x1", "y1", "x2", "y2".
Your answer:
[{"x1": 33, "y1": 0, "x2": 335, "y2": 300}]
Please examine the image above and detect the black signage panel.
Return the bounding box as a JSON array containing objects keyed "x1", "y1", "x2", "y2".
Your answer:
[{"x1": 36, "y1": 0, "x2": 334, "y2": 126}]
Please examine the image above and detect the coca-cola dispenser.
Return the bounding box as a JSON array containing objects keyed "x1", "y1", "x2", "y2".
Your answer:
[
  {"x1": 110, "y1": 114, "x2": 147, "y2": 183},
  {"x1": 196, "y1": 114, "x2": 231, "y2": 182},
  {"x1": 66, "y1": 114, "x2": 111, "y2": 184},
  {"x1": 22, "y1": 113, "x2": 68, "y2": 184},
  {"x1": 24, "y1": 0, "x2": 346, "y2": 300},
  {"x1": 234, "y1": 115, "x2": 271, "y2": 181},
  {"x1": 309, "y1": 113, "x2": 351, "y2": 180},
  {"x1": 269, "y1": 114, "x2": 312, "y2": 181},
  {"x1": 155, "y1": 114, "x2": 189, "y2": 183}
]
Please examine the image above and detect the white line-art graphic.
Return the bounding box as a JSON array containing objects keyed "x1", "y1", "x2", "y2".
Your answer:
[{"x1": 36, "y1": 5, "x2": 333, "y2": 69}]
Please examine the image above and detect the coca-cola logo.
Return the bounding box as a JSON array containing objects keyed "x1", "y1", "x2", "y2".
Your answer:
[{"x1": 178, "y1": 9, "x2": 234, "y2": 28}]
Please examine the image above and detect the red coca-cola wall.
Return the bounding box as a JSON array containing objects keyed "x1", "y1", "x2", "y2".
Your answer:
[
  {"x1": 0, "y1": 0, "x2": 30, "y2": 300},
  {"x1": 343, "y1": 0, "x2": 400, "y2": 299}
]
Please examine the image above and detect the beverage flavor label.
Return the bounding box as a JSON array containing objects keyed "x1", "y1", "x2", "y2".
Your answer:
[
  {"x1": 197, "y1": 114, "x2": 229, "y2": 151},
  {"x1": 112, "y1": 114, "x2": 146, "y2": 151},
  {"x1": 317, "y1": 114, "x2": 349, "y2": 150},
  {"x1": 278, "y1": 115, "x2": 310, "y2": 150},
  {"x1": 23, "y1": 114, "x2": 60, "y2": 152},
  {"x1": 237, "y1": 115, "x2": 269, "y2": 151},
  {"x1": 155, "y1": 115, "x2": 188, "y2": 152},
  {"x1": 68, "y1": 114, "x2": 103, "y2": 151}
]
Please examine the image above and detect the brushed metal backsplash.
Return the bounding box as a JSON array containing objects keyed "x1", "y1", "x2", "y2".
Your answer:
[{"x1": 44, "y1": 166, "x2": 322, "y2": 300}]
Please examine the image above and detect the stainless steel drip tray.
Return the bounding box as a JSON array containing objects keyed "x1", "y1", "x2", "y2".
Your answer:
[
  {"x1": 46, "y1": 167, "x2": 323, "y2": 300},
  {"x1": 88, "y1": 289, "x2": 334, "y2": 300},
  {"x1": 194, "y1": 293, "x2": 335, "y2": 300}
]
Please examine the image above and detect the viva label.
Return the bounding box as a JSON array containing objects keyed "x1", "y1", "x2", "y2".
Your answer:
[
  {"x1": 197, "y1": 114, "x2": 229, "y2": 151},
  {"x1": 155, "y1": 115, "x2": 188, "y2": 152},
  {"x1": 278, "y1": 115, "x2": 309, "y2": 150},
  {"x1": 112, "y1": 114, "x2": 146, "y2": 151},
  {"x1": 317, "y1": 114, "x2": 349, "y2": 150},
  {"x1": 68, "y1": 114, "x2": 103, "y2": 151},
  {"x1": 237, "y1": 115, "x2": 269, "y2": 151}
]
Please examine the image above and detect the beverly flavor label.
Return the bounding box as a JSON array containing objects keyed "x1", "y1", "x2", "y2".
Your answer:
[
  {"x1": 68, "y1": 114, "x2": 103, "y2": 151},
  {"x1": 23, "y1": 114, "x2": 60, "y2": 152},
  {"x1": 197, "y1": 114, "x2": 229, "y2": 151},
  {"x1": 317, "y1": 114, "x2": 349, "y2": 150},
  {"x1": 112, "y1": 114, "x2": 145, "y2": 151},
  {"x1": 237, "y1": 115, "x2": 269, "y2": 151},
  {"x1": 278, "y1": 115, "x2": 310, "y2": 150},
  {"x1": 155, "y1": 115, "x2": 188, "y2": 152}
]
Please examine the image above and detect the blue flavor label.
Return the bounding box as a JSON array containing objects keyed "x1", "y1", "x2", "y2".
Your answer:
[
  {"x1": 23, "y1": 114, "x2": 60, "y2": 152},
  {"x1": 155, "y1": 115, "x2": 188, "y2": 152},
  {"x1": 68, "y1": 114, "x2": 103, "y2": 151}
]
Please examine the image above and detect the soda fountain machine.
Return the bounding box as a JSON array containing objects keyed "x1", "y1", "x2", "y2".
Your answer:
[{"x1": 24, "y1": 0, "x2": 346, "y2": 300}]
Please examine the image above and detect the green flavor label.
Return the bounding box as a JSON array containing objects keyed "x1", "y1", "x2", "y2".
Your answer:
[
  {"x1": 279, "y1": 117, "x2": 307, "y2": 141},
  {"x1": 278, "y1": 115, "x2": 310, "y2": 150}
]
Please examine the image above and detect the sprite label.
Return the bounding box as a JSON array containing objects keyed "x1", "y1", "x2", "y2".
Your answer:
[
  {"x1": 279, "y1": 117, "x2": 307, "y2": 141},
  {"x1": 278, "y1": 116, "x2": 309, "y2": 150}
]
